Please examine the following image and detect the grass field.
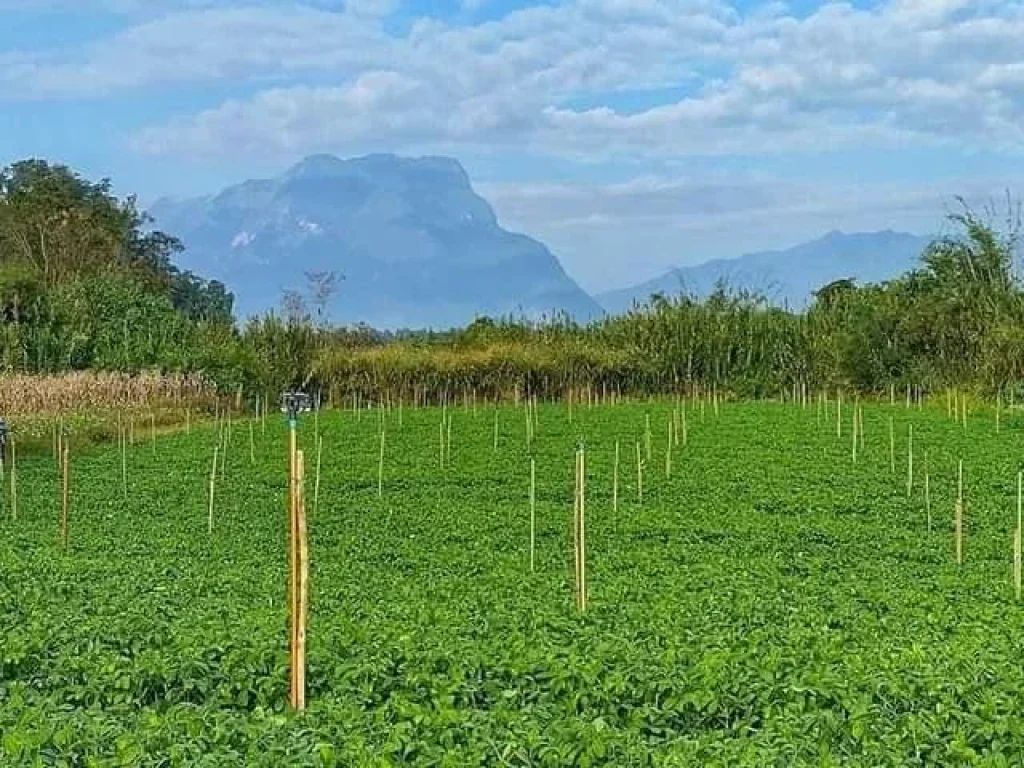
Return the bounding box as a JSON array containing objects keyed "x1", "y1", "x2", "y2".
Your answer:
[{"x1": 2, "y1": 399, "x2": 1024, "y2": 766}]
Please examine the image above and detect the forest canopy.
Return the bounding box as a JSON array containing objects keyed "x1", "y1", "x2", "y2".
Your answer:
[{"x1": 1, "y1": 159, "x2": 1022, "y2": 401}]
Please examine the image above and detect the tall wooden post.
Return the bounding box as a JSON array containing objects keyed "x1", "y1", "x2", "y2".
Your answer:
[
  {"x1": 60, "y1": 442, "x2": 69, "y2": 549},
  {"x1": 288, "y1": 410, "x2": 309, "y2": 711},
  {"x1": 573, "y1": 443, "x2": 587, "y2": 612}
]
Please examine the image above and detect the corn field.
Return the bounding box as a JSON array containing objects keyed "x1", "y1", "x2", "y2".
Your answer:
[{"x1": 0, "y1": 371, "x2": 217, "y2": 417}]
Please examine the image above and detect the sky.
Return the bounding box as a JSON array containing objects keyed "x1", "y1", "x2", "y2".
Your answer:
[{"x1": 2, "y1": 0, "x2": 1024, "y2": 293}]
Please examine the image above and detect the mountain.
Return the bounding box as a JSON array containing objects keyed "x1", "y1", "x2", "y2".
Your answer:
[
  {"x1": 597, "y1": 230, "x2": 933, "y2": 314},
  {"x1": 149, "y1": 154, "x2": 602, "y2": 329}
]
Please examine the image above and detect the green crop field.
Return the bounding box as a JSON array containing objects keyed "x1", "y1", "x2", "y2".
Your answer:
[{"x1": 3, "y1": 399, "x2": 1024, "y2": 766}]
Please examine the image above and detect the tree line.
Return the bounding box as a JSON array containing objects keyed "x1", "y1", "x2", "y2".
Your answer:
[{"x1": 2, "y1": 159, "x2": 1021, "y2": 405}]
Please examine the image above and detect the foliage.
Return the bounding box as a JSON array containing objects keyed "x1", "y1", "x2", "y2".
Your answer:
[
  {"x1": 3, "y1": 400, "x2": 1024, "y2": 765},
  {"x1": 3, "y1": 158, "x2": 1024, "y2": 407}
]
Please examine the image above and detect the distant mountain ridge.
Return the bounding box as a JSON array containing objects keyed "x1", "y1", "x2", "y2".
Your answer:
[
  {"x1": 596, "y1": 230, "x2": 933, "y2": 314},
  {"x1": 150, "y1": 153, "x2": 602, "y2": 329}
]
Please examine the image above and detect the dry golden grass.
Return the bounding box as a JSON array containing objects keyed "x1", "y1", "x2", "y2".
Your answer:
[{"x1": 0, "y1": 371, "x2": 216, "y2": 418}]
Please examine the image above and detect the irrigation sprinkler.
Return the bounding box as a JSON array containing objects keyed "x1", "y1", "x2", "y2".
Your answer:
[{"x1": 281, "y1": 390, "x2": 311, "y2": 711}]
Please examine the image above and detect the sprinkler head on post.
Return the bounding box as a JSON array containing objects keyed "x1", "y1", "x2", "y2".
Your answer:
[{"x1": 281, "y1": 391, "x2": 312, "y2": 428}]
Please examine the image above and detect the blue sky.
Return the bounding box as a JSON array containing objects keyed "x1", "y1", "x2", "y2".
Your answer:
[{"x1": 2, "y1": 0, "x2": 1024, "y2": 292}]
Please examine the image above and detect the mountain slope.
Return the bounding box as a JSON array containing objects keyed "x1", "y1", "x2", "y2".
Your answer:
[
  {"x1": 597, "y1": 230, "x2": 932, "y2": 313},
  {"x1": 150, "y1": 154, "x2": 602, "y2": 329}
]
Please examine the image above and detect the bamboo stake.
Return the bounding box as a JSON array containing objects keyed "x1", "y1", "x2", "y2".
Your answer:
[
  {"x1": 248, "y1": 413, "x2": 255, "y2": 465},
  {"x1": 1016, "y1": 471, "x2": 1022, "y2": 600},
  {"x1": 530, "y1": 457, "x2": 536, "y2": 573},
  {"x1": 439, "y1": 418, "x2": 445, "y2": 469},
  {"x1": 292, "y1": 450, "x2": 308, "y2": 711},
  {"x1": 573, "y1": 444, "x2": 587, "y2": 611},
  {"x1": 858, "y1": 406, "x2": 865, "y2": 451},
  {"x1": 446, "y1": 410, "x2": 453, "y2": 468},
  {"x1": 665, "y1": 418, "x2": 673, "y2": 479},
  {"x1": 493, "y1": 409, "x2": 499, "y2": 453},
  {"x1": 120, "y1": 427, "x2": 127, "y2": 500},
  {"x1": 851, "y1": 406, "x2": 858, "y2": 463},
  {"x1": 220, "y1": 419, "x2": 228, "y2": 479},
  {"x1": 907, "y1": 424, "x2": 913, "y2": 497},
  {"x1": 288, "y1": 422, "x2": 299, "y2": 708},
  {"x1": 955, "y1": 460, "x2": 964, "y2": 565},
  {"x1": 924, "y1": 453, "x2": 931, "y2": 534},
  {"x1": 889, "y1": 417, "x2": 895, "y2": 474},
  {"x1": 208, "y1": 445, "x2": 218, "y2": 534},
  {"x1": 613, "y1": 440, "x2": 620, "y2": 518},
  {"x1": 636, "y1": 441, "x2": 643, "y2": 505},
  {"x1": 377, "y1": 426, "x2": 386, "y2": 499},
  {"x1": 186, "y1": 408, "x2": 191, "y2": 435},
  {"x1": 60, "y1": 442, "x2": 69, "y2": 549},
  {"x1": 313, "y1": 435, "x2": 322, "y2": 518},
  {"x1": 8, "y1": 436, "x2": 15, "y2": 521}
]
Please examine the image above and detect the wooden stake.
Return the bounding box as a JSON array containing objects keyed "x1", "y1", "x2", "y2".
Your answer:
[
  {"x1": 665, "y1": 418, "x2": 673, "y2": 479},
  {"x1": 8, "y1": 436, "x2": 15, "y2": 521},
  {"x1": 377, "y1": 426, "x2": 385, "y2": 499},
  {"x1": 219, "y1": 420, "x2": 228, "y2": 479},
  {"x1": 439, "y1": 418, "x2": 445, "y2": 469},
  {"x1": 924, "y1": 451, "x2": 931, "y2": 534},
  {"x1": 290, "y1": 449, "x2": 308, "y2": 711},
  {"x1": 120, "y1": 427, "x2": 128, "y2": 500},
  {"x1": 906, "y1": 424, "x2": 913, "y2": 497},
  {"x1": 573, "y1": 444, "x2": 587, "y2": 611},
  {"x1": 208, "y1": 445, "x2": 218, "y2": 535},
  {"x1": 446, "y1": 411, "x2": 453, "y2": 466},
  {"x1": 851, "y1": 406, "x2": 858, "y2": 463},
  {"x1": 889, "y1": 417, "x2": 895, "y2": 474},
  {"x1": 613, "y1": 440, "x2": 620, "y2": 518},
  {"x1": 530, "y1": 457, "x2": 536, "y2": 573},
  {"x1": 1016, "y1": 471, "x2": 1022, "y2": 600},
  {"x1": 636, "y1": 441, "x2": 643, "y2": 505},
  {"x1": 60, "y1": 442, "x2": 69, "y2": 549},
  {"x1": 313, "y1": 435, "x2": 322, "y2": 517},
  {"x1": 955, "y1": 460, "x2": 964, "y2": 565}
]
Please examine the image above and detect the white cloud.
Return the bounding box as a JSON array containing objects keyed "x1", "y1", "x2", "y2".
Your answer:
[
  {"x1": 41, "y1": 0, "x2": 1007, "y2": 160},
  {"x1": 0, "y1": 6, "x2": 390, "y2": 99}
]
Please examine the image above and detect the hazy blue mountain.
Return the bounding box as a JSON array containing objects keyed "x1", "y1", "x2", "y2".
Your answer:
[
  {"x1": 597, "y1": 230, "x2": 933, "y2": 314},
  {"x1": 150, "y1": 154, "x2": 602, "y2": 329}
]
